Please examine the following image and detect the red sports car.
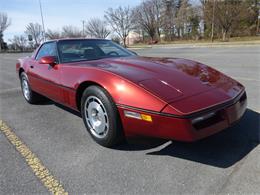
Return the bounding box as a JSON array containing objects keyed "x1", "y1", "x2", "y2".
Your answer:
[{"x1": 16, "y1": 39, "x2": 247, "y2": 147}]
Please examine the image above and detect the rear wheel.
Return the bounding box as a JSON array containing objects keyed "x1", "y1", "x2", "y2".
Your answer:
[
  {"x1": 20, "y1": 72, "x2": 44, "y2": 104},
  {"x1": 81, "y1": 86, "x2": 124, "y2": 147}
]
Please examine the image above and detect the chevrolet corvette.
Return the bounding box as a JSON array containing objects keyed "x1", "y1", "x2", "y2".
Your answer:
[{"x1": 16, "y1": 39, "x2": 247, "y2": 147}]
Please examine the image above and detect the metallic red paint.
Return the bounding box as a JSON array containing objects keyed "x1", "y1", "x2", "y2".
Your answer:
[
  {"x1": 118, "y1": 91, "x2": 247, "y2": 140},
  {"x1": 16, "y1": 39, "x2": 247, "y2": 142},
  {"x1": 39, "y1": 56, "x2": 56, "y2": 65}
]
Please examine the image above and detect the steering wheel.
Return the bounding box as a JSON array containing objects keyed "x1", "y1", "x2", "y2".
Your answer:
[{"x1": 107, "y1": 51, "x2": 119, "y2": 56}]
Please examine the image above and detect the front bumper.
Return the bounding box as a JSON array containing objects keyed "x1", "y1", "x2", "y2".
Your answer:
[{"x1": 117, "y1": 91, "x2": 247, "y2": 141}]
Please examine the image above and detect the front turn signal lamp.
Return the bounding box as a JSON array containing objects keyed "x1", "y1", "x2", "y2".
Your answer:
[
  {"x1": 124, "y1": 111, "x2": 153, "y2": 122},
  {"x1": 140, "y1": 114, "x2": 153, "y2": 122}
]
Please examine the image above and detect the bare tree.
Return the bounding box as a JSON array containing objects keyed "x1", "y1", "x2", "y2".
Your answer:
[
  {"x1": 62, "y1": 25, "x2": 82, "y2": 38},
  {"x1": 202, "y1": 0, "x2": 253, "y2": 40},
  {"x1": 239, "y1": 0, "x2": 260, "y2": 36},
  {"x1": 0, "y1": 12, "x2": 11, "y2": 34},
  {"x1": 46, "y1": 29, "x2": 62, "y2": 40},
  {"x1": 0, "y1": 12, "x2": 11, "y2": 51},
  {"x1": 152, "y1": 0, "x2": 163, "y2": 40},
  {"x1": 175, "y1": 0, "x2": 192, "y2": 38},
  {"x1": 105, "y1": 6, "x2": 134, "y2": 47},
  {"x1": 214, "y1": 0, "x2": 244, "y2": 41},
  {"x1": 189, "y1": 5, "x2": 202, "y2": 40},
  {"x1": 133, "y1": 0, "x2": 162, "y2": 42},
  {"x1": 9, "y1": 35, "x2": 27, "y2": 51},
  {"x1": 25, "y1": 23, "x2": 43, "y2": 47},
  {"x1": 161, "y1": 0, "x2": 177, "y2": 41},
  {"x1": 85, "y1": 18, "x2": 110, "y2": 38}
]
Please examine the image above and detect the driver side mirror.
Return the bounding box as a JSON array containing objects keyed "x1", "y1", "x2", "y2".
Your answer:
[{"x1": 39, "y1": 56, "x2": 57, "y2": 66}]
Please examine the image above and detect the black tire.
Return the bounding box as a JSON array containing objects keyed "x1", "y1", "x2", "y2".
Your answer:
[
  {"x1": 81, "y1": 85, "x2": 125, "y2": 147},
  {"x1": 20, "y1": 72, "x2": 45, "y2": 104}
]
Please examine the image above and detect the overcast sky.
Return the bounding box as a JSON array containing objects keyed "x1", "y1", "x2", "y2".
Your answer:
[{"x1": 1, "y1": 0, "x2": 199, "y2": 42}]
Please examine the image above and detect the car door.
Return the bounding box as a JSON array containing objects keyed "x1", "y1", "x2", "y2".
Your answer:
[{"x1": 27, "y1": 42, "x2": 62, "y2": 103}]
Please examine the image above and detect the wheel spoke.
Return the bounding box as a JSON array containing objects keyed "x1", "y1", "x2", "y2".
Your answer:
[{"x1": 84, "y1": 96, "x2": 109, "y2": 138}]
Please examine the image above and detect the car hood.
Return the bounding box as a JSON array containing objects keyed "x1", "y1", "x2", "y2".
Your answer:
[{"x1": 81, "y1": 56, "x2": 244, "y2": 104}]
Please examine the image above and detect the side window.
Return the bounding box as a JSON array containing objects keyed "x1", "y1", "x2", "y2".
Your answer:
[{"x1": 35, "y1": 42, "x2": 57, "y2": 60}]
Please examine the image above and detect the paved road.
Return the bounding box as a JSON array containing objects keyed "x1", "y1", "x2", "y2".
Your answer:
[{"x1": 0, "y1": 45, "x2": 260, "y2": 194}]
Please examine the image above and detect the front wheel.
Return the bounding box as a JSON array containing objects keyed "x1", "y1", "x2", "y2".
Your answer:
[
  {"x1": 81, "y1": 86, "x2": 124, "y2": 147},
  {"x1": 20, "y1": 72, "x2": 44, "y2": 104}
]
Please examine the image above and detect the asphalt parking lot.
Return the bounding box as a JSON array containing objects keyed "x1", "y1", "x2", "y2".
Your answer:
[{"x1": 0, "y1": 45, "x2": 260, "y2": 194}]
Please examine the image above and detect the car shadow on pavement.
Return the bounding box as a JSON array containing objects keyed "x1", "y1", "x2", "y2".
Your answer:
[
  {"x1": 36, "y1": 99, "x2": 82, "y2": 117},
  {"x1": 54, "y1": 102, "x2": 82, "y2": 117},
  {"x1": 146, "y1": 109, "x2": 259, "y2": 168},
  {"x1": 116, "y1": 137, "x2": 169, "y2": 151},
  {"x1": 52, "y1": 101, "x2": 259, "y2": 168}
]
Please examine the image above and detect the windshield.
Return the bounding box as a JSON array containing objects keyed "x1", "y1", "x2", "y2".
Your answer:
[{"x1": 57, "y1": 39, "x2": 134, "y2": 63}]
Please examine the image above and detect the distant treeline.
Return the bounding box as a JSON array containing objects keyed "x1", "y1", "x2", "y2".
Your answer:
[{"x1": 1, "y1": 0, "x2": 259, "y2": 51}]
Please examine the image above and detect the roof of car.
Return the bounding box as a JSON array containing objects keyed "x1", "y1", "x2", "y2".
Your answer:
[{"x1": 44, "y1": 38, "x2": 108, "y2": 43}]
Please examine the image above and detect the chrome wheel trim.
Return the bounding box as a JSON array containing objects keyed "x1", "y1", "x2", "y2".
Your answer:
[
  {"x1": 84, "y1": 96, "x2": 109, "y2": 139},
  {"x1": 22, "y1": 77, "x2": 30, "y2": 101}
]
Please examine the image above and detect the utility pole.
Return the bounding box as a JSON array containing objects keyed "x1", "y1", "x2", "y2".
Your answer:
[
  {"x1": 257, "y1": 12, "x2": 260, "y2": 35},
  {"x1": 211, "y1": 0, "x2": 216, "y2": 42},
  {"x1": 82, "y1": 20, "x2": 85, "y2": 37},
  {"x1": 39, "y1": 0, "x2": 46, "y2": 41}
]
